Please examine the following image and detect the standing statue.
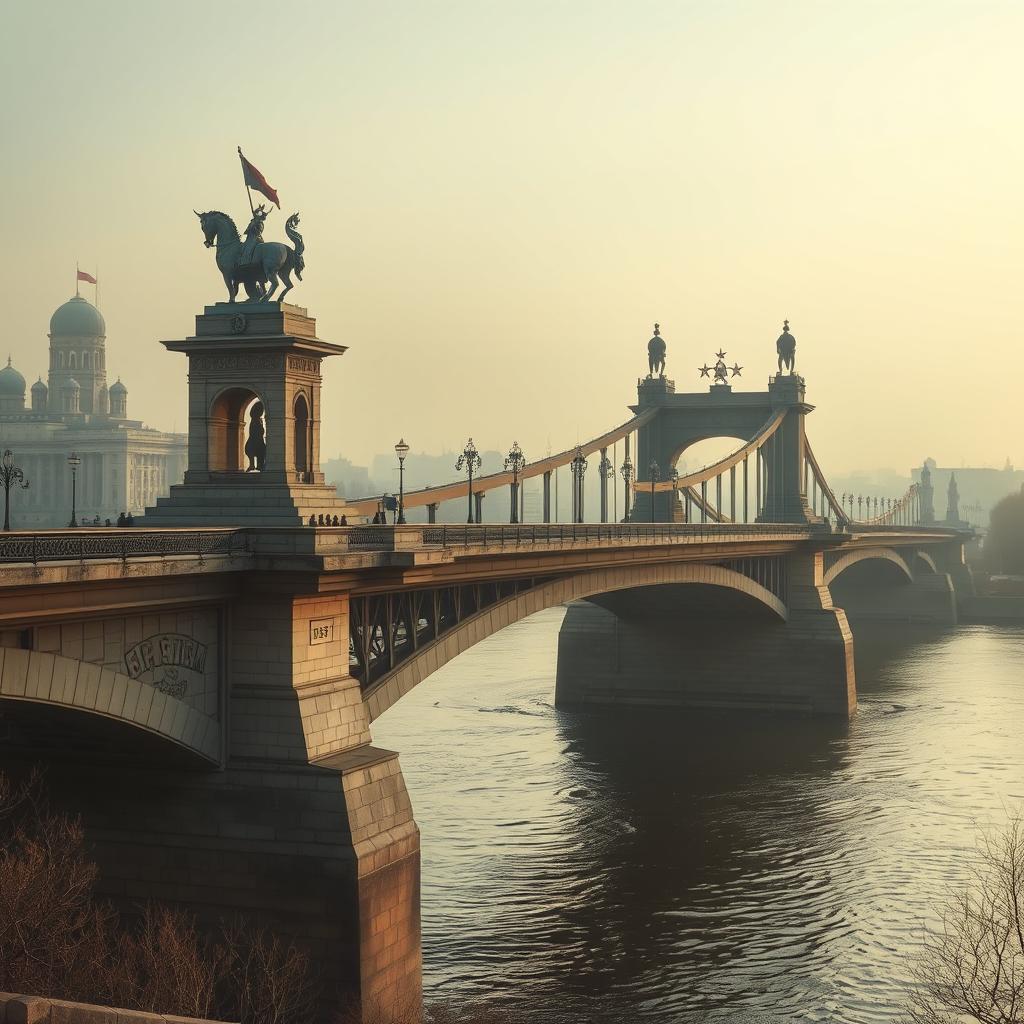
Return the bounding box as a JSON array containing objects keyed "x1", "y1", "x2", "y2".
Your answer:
[
  {"x1": 647, "y1": 323, "x2": 667, "y2": 376},
  {"x1": 244, "y1": 402, "x2": 266, "y2": 472},
  {"x1": 776, "y1": 320, "x2": 796, "y2": 375},
  {"x1": 196, "y1": 210, "x2": 305, "y2": 303}
]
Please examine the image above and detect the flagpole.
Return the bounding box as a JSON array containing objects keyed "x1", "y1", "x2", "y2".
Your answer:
[
  {"x1": 238, "y1": 146, "x2": 255, "y2": 217},
  {"x1": 95, "y1": 263, "x2": 100, "y2": 310},
  {"x1": 76, "y1": 262, "x2": 80, "y2": 298}
]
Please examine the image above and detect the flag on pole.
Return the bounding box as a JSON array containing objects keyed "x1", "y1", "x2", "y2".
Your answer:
[
  {"x1": 238, "y1": 147, "x2": 280, "y2": 208},
  {"x1": 77, "y1": 269, "x2": 97, "y2": 285}
]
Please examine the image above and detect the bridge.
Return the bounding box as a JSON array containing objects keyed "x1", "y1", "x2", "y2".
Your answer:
[{"x1": 0, "y1": 302, "x2": 970, "y2": 1023}]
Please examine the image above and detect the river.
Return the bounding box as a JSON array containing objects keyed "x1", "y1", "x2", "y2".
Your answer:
[{"x1": 372, "y1": 608, "x2": 1024, "y2": 1023}]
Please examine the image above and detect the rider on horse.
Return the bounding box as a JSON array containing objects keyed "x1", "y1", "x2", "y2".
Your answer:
[{"x1": 239, "y1": 204, "x2": 269, "y2": 267}]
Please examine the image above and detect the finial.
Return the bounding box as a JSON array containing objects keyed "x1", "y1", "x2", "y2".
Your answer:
[
  {"x1": 653, "y1": 323, "x2": 660, "y2": 336},
  {"x1": 6, "y1": 356, "x2": 10, "y2": 367},
  {"x1": 783, "y1": 319, "x2": 789, "y2": 332}
]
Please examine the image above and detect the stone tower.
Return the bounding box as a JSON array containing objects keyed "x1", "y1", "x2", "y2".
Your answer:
[
  {"x1": 141, "y1": 301, "x2": 357, "y2": 526},
  {"x1": 47, "y1": 296, "x2": 107, "y2": 415},
  {"x1": 946, "y1": 471, "x2": 961, "y2": 525},
  {"x1": 918, "y1": 459, "x2": 935, "y2": 523}
]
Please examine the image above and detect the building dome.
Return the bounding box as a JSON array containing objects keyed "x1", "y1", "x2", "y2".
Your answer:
[
  {"x1": 0, "y1": 357, "x2": 26, "y2": 397},
  {"x1": 110, "y1": 377, "x2": 127, "y2": 394},
  {"x1": 49, "y1": 296, "x2": 105, "y2": 337},
  {"x1": 31, "y1": 377, "x2": 47, "y2": 395}
]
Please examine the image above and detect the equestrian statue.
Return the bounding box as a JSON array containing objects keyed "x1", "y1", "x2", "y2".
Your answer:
[
  {"x1": 195, "y1": 207, "x2": 305, "y2": 303},
  {"x1": 195, "y1": 147, "x2": 306, "y2": 303}
]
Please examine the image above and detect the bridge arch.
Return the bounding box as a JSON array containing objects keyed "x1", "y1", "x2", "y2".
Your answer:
[
  {"x1": 208, "y1": 385, "x2": 266, "y2": 473},
  {"x1": 823, "y1": 547, "x2": 914, "y2": 588},
  {"x1": 912, "y1": 550, "x2": 939, "y2": 575},
  {"x1": 363, "y1": 563, "x2": 786, "y2": 721},
  {"x1": 0, "y1": 647, "x2": 220, "y2": 766}
]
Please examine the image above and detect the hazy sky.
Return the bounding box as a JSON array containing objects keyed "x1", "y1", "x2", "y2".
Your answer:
[{"x1": 2, "y1": 1, "x2": 1021, "y2": 475}]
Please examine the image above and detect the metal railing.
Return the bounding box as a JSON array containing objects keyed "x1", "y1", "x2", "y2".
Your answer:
[
  {"x1": 416, "y1": 521, "x2": 818, "y2": 548},
  {"x1": 0, "y1": 529, "x2": 250, "y2": 565}
]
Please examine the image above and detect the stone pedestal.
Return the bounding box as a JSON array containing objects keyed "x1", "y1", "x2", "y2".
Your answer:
[{"x1": 141, "y1": 301, "x2": 358, "y2": 526}]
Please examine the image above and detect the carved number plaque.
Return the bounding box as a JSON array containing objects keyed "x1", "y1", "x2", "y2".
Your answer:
[{"x1": 309, "y1": 618, "x2": 335, "y2": 645}]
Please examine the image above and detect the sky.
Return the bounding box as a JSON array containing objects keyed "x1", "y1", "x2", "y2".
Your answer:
[{"x1": 1, "y1": 0, "x2": 1021, "y2": 475}]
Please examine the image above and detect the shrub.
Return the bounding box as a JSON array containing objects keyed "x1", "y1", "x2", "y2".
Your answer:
[{"x1": 0, "y1": 770, "x2": 317, "y2": 1024}]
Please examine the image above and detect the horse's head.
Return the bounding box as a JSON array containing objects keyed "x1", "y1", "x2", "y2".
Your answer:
[{"x1": 195, "y1": 210, "x2": 216, "y2": 248}]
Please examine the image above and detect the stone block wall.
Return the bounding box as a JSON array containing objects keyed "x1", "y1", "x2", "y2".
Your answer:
[{"x1": 0, "y1": 992, "x2": 230, "y2": 1024}]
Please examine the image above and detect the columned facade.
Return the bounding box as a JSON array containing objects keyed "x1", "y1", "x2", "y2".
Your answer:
[{"x1": 0, "y1": 295, "x2": 186, "y2": 527}]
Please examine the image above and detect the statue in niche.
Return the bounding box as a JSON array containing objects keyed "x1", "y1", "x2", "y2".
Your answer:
[
  {"x1": 776, "y1": 320, "x2": 796, "y2": 375},
  {"x1": 647, "y1": 323, "x2": 667, "y2": 376},
  {"x1": 244, "y1": 401, "x2": 266, "y2": 472}
]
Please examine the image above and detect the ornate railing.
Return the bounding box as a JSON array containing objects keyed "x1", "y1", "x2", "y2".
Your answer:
[
  {"x1": 414, "y1": 521, "x2": 816, "y2": 548},
  {"x1": 0, "y1": 529, "x2": 250, "y2": 565}
]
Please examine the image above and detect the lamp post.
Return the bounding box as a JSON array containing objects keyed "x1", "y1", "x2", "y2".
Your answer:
[
  {"x1": 570, "y1": 447, "x2": 588, "y2": 523},
  {"x1": 67, "y1": 452, "x2": 81, "y2": 528},
  {"x1": 0, "y1": 450, "x2": 29, "y2": 532},
  {"x1": 620, "y1": 455, "x2": 634, "y2": 522},
  {"x1": 649, "y1": 459, "x2": 660, "y2": 523},
  {"x1": 504, "y1": 441, "x2": 526, "y2": 524},
  {"x1": 670, "y1": 466, "x2": 679, "y2": 523},
  {"x1": 456, "y1": 438, "x2": 482, "y2": 524},
  {"x1": 598, "y1": 452, "x2": 613, "y2": 524},
  {"x1": 394, "y1": 438, "x2": 410, "y2": 525}
]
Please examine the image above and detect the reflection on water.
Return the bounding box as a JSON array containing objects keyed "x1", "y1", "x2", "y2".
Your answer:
[{"x1": 373, "y1": 608, "x2": 1024, "y2": 1023}]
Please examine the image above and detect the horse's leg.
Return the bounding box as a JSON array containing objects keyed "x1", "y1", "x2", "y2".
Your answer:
[
  {"x1": 223, "y1": 269, "x2": 235, "y2": 303},
  {"x1": 263, "y1": 267, "x2": 279, "y2": 302},
  {"x1": 277, "y1": 269, "x2": 293, "y2": 303}
]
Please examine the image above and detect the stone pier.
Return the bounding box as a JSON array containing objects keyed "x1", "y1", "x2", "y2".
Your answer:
[{"x1": 555, "y1": 552, "x2": 856, "y2": 717}]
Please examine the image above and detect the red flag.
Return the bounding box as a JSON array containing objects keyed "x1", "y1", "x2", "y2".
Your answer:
[
  {"x1": 238, "y1": 147, "x2": 280, "y2": 208},
  {"x1": 77, "y1": 269, "x2": 97, "y2": 285}
]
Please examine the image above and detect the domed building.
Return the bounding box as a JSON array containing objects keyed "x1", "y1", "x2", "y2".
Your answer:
[{"x1": 0, "y1": 294, "x2": 186, "y2": 528}]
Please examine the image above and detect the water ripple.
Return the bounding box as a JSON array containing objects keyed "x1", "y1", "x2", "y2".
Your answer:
[{"x1": 374, "y1": 609, "x2": 1024, "y2": 1023}]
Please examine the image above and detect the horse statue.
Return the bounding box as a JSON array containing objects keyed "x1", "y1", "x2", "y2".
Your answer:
[
  {"x1": 647, "y1": 323, "x2": 667, "y2": 376},
  {"x1": 194, "y1": 209, "x2": 305, "y2": 303},
  {"x1": 776, "y1": 319, "x2": 796, "y2": 375}
]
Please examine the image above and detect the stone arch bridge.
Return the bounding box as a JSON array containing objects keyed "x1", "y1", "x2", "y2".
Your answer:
[
  {"x1": 0, "y1": 300, "x2": 973, "y2": 1024},
  {"x1": 0, "y1": 515, "x2": 968, "y2": 1021}
]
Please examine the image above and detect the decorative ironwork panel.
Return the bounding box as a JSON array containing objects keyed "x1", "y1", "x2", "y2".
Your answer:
[{"x1": 0, "y1": 530, "x2": 249, "y2": 565}]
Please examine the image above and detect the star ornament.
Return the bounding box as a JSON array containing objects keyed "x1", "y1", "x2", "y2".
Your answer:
[
  {"x1": 715, "y1": 350, "x2": 727, "y2": 360},
  {"x1": 699, "y1": 364, "x2": 712, "y2": 377},
  {"x1": 730, "y1": 363, "x2": 743, "y2": 377}
]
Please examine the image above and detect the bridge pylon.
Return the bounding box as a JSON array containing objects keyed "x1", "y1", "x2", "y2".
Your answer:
[{"x1": 630, "y1": 372, "x2": 821, "y2": 524}]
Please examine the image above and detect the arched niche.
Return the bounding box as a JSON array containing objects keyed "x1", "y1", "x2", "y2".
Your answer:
[
  {"x1": 293, "y1": 392, "x2": 310, "y2": 481},
  {"x1": 208, "y1": 387, "x2": 266, "y2": 473}
]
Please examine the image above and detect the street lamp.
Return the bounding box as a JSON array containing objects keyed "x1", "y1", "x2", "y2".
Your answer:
[
  {"x1": 649, "y1": 459, "x2": 660, "y2": 523},
  {"x1": 0, "y1": 450, "x2": 29, "y2": 532},
  {"x1": 670, "y1": 466, "x2": 679, "y2": 522},
  {"x1": 620, "y1": 455, "x2": 634, "y2": 522},
  {"x1": 598, "y1": 453, "x2": 613, "y2": 524},
  {"x1": 394, "y1": 438, "x2": 410, "y2": 525},
  {"x1": 504, "y1": 441, "x2": 526, "y2": 524},
  {"x1": 456, "y1": 438, "x2": 482, "y2": 524},
  {"x1": 570, "y1": 447, "x2": 588, "y2": 523},
  {"x1": 67, "y1": 451, "x2": 81, "y2": 528}
]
